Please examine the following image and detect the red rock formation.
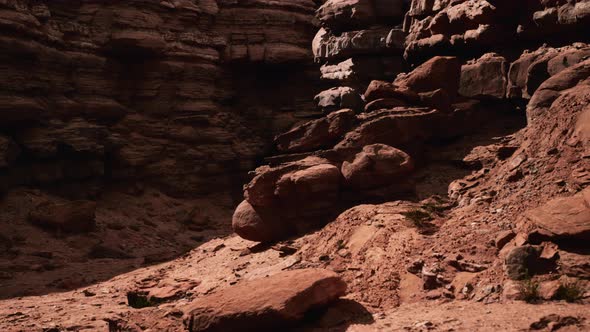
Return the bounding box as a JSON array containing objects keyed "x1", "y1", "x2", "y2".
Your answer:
[
  {"x1": 2, "y1": 1, "x2": 590, "y2": 331},
  {"x1": 183, "y1": 268, "x2": 346, "y2": 332}
]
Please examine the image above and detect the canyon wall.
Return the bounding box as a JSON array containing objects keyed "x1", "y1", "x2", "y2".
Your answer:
[{"x1": 0, "y1": 0, "x2": 321, "y2": 200}]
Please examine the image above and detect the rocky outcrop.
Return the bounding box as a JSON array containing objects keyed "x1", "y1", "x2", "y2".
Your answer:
[
  {"x1": 231, "y1": 1, "x2": 536, "y2": 243},
  {"x1": 404, "y1": 0, "x2": 590, "y2": 65},
  {"x1": 233, "y1": 157, "x2": 343, "y2": 242},
  {"x1": 523, "y1": 188, "x2": 590, "y2": 242},
  {"x1": 508, "y1": 43, "x2": 590, "y2": 100},
  {"x1": 317, "y1": 0, "x2": 406, "y2": 32},
  {"x1": 182, "y1": 269, "x2": 346, "y2": 331}
]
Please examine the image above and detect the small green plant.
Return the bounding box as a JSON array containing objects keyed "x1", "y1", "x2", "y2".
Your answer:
[
  {"x1": 336, "y1": 239, "x2": 346, "y2": 250},
  {"x1": 556, "y1": 280, "x2": 585, "y2": 303},
  {"x1": 401, "y1": 209, "x2": 433, "y2": 228},
  {"x1": 519, "y1": 278, "x2": 540, "y2": 303}
]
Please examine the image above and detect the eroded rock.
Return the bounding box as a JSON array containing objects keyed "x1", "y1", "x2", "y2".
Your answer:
[
  {"x1": 183, "y1": 269, "x2": 346, "y2": 332},
  {"x1": 460, "y1": 53, "x2": 507, "y2": 99},
  {"x1": 524, "y1": 188, "x2": 590, "y2": 242},
  {"x1": 342, "y1": 144, "x2": 414, "y2": 189},
  {"x1": 275, "y1": 109, "x2": 357, "y2": 153}
]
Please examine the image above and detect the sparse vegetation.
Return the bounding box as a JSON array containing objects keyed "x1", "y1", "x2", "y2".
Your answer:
[
  {"x1": 556, "y1": 280, "x2": 585, "y2": 303},
  {"x1": 401, "y1": 209, "x2": 433, "y2": 228},
  {"x1": 519, "y1": 278, "x2": 540, "y2": 303}
]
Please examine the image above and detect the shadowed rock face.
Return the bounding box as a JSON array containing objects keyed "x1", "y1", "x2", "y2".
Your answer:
[
  {"x1": 0, "y1": 0, "x2": 320, "y2": 198},
  {"x1": 404, "y1": 0, "x2": 590, "y2": 64}
]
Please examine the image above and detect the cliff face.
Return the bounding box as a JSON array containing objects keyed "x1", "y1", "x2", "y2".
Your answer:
[{"x1": 0, "y1": 0, "x2": 320, "y2": 199}]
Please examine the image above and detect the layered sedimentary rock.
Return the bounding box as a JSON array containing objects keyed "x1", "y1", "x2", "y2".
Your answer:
[
  {"x1": 404, "y1": 0, "x2": 590, "y2": 64},
  {"x1": 312, "y1": 0, "x2": 409, "y2": 116},
  {"x1": 0, "y1": 0, "x2": 320, "y2": 198},
  {"x1": 233, "y1": 0, "x2": 544, "y2": 243}
]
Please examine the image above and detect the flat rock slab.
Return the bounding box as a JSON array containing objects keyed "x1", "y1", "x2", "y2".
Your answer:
[
  {"x1": 183, "y1": 268, "x2": 346, "y2": 332},
  {"x1": 525, "y1": 187, "x2": 590, "y2": 241}
]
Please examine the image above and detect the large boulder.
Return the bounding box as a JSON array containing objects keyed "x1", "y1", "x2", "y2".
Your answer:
[
  {"x1": 524, "y1": 188, "x2": 590, "y2": 242},
  {"x1": 232, "y1": 200, "x2": 290, "y2": 243},
  {"x1": 342, "y1": 144, "x2": 414, "y2": 189},
  {"x1": 364, "y1": 80, "x2": 419, "y2": 103},
  {"x1": 395, "y1": 56, "x2": 461, "y2": 99},
  {"x1": 183, "y1": 269, "x2": 347, "y2": 332},
  {"x1": 335, "y1": 107, "x2": 442, "y2": 150},
  {"x1": 317, "y1": 0, "x2": 375, "y2": 31},
  {"x1": 274, "y1": 109, "x2": 356, "y2": 153},
  {"x1": 234, "y1": 157, "x2": 343, "y2": 242},
  {"x1": 507, "y1": 44, "x2": 590, "y2": 100},
  {"x1": 459, "y1": 53, "x2": 508, "y2": 99},
  {"x1": 506, "y1": 46, "x2": 558, "y2": 100}
]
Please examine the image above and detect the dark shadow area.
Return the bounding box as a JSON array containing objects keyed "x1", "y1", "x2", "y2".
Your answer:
[
  {"x1": 290, "y1": 299, "x2": 375, "y2": 332},
  {"x1": 0, "y1": 185, "x2": 235, "y2": 300}
]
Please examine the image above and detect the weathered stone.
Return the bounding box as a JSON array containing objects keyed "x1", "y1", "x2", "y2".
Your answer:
[
  {"x1": 317, "y1": 0, "x2": 405, "y2": 31},
  {"x1": 342, "y1": 144, "x2": 414, "y2": 189},
  {"x1": 314, "y1": 87, "x2": 364, "y2": 113},
  {"x1": 524, "y1": 187, "x2": 590, "y2": 242},
  {"x1": 395, "y1": 56, "x2": 461, "y2": 98},
  {"x1": 232, "y1": 200, "x2": 291, "y2": 243},
  {"x1": 336, "y1": 108, "x2": 442, "y2": 150},
  {"x1": 459, "y1": 53, "x2": 508, "y2": 99},
  {"x1": 0, "y1": 0, "x2": 320, "y2": 197},
  {"x1": 528, "y1": 59, "x2": 590, "y2": 121},
  {"x1": 235, "y1": 157, "x2": 343, "y2": 242},
  {"x1": 313, "y1": 27, "x2": 406, "y2": 61},
  {"x1": 364, "y1": 98, "x2": 409, "y2": 112},
  {"x1": 364, "y1": 80, "x2": 419, "y2": 103},
  {"x1": 274, "y1": 109, "x2": 356, "y2": 153},
  {"x1": 183, "y1": 269, "x2": 346, "y2": 332}
]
